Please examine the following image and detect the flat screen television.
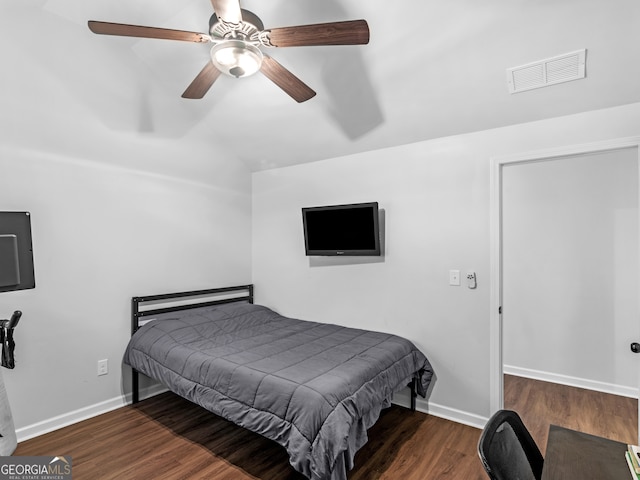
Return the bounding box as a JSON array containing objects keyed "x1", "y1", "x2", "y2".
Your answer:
[
  {"x1": 302, "y1": 202, "x2": 381, "y2": 256},
  {"x1": 0, "y1": 212, "x2": 35, "y2": 292}
]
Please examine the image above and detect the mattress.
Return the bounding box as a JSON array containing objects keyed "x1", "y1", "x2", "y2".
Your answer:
[{"x1": 124, "y1": 301, "x2": 433, "y2": 480}]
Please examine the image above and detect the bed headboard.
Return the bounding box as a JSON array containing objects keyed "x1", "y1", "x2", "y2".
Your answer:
[
  {"x1": 129, "y1": 284, "x2": 253, "y2": 404},
  {"x1": 131, "y1": 284, "x2": 254, "y2": 335}
]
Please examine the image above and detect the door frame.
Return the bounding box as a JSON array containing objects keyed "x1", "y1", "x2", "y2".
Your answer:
[{"x1": 489, "y1": 136, "x2": 640, "y2": 433}]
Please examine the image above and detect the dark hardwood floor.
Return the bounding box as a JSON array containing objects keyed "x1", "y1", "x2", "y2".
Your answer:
[
  {"x1": 15, "y1": 392, "x2": 485, "y2": 480},
  {"x1": 504, "y1": 374, "x2": 638, "y2": 452},
  {"x1": 14, "y1": 376, "x2": 638, "y2": 479}
]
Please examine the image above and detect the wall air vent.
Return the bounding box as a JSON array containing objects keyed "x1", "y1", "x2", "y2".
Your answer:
[{"x1": 507, "y1": 49, "x2": 586, "y2": 94}]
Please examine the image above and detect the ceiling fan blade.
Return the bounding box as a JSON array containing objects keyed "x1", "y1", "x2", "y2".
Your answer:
[
  {"x1": 182, "y1": 62, "x2": 222, "y2": 99},
  {"x1": 260, "y1": 56, "x2": 316, "y2": 103},
  {"x1": 209, "y1": 0, "x2": 243, "y2": 24},
  {"x1": 267, "y1": 20, "x2": 369, "y2": 47},
  {"x1": 88, "y1": 21, "x2": 209, "y2": 43}
]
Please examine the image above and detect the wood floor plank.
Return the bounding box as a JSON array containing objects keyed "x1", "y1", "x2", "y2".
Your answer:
[
  {"x1": 15, "y1": 393, "x2": 485, "y2": 479},
  {"x1": 504, "y1": 374, "x2": 638, "y2": 452},
  {"x1": 13, "y1": 376, "x2": 637, "y2": 479}
]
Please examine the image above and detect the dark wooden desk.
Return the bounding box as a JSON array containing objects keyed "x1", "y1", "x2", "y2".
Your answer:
[{"x1": 542, "y1": 425, "x2": 630, "y2": 480}]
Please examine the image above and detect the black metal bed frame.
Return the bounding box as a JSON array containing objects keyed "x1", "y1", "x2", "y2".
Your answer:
[
  {"x1": 130, "y1": 284, "x2": 254, "y2": 404},
  {"x1": 128, "y1": 283, "x2": 418, "y2": 410}
]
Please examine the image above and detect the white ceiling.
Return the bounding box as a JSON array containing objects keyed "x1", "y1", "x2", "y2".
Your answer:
[{"x1": 3, "y1": 0, "x2": 640, "y2": 172}]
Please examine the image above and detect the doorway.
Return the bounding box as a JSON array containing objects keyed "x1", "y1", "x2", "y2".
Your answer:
[{"x1": 489, "y1": 137, "x2": 640, "y2": 443}]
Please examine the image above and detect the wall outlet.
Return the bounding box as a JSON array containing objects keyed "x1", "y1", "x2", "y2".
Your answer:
[
  {"x1": 449, "y1": 269, "x2": 461, "y2": 286},
  {"x1": 97, "y1": 359, "x2": 108, "y2": 376}
]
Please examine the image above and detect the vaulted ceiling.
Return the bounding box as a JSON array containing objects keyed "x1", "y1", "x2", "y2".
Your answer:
[{"x1": 3, "y1": 0, "x2": 640, "y2": 172}]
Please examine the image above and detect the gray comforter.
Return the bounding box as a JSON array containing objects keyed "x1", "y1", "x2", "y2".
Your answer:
[{"x1": 124, "y1": 301, "x2": 433, "y2": 480}]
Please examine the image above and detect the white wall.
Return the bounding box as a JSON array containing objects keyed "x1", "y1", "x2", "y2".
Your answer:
[
  {"x1": 252, "y1": 102, "x2": 640, "y2": 426},
  {"x1": 2, "y1": 103, "x2": 638, "y2": 440},
  {"x1": 0, "y1": 145, "x2": 252, "y2": 437},
  {"x1": 502, "y1": 150, "x2": 638, "y2": 394}
]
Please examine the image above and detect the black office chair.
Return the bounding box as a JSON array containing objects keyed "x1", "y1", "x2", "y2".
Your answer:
[{"x1": 477, "y1": 409, "x2": 544, "y2": 480}]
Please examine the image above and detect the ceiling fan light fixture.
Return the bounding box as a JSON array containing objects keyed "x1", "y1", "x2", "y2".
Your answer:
[{"x1": 210, "y1": 40, "x2": 263, "y2": 78}]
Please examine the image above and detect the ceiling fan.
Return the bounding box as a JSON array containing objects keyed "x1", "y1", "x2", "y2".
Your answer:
[{"x1": 88, "y1": 0, "x2": 370, "y2": 102}]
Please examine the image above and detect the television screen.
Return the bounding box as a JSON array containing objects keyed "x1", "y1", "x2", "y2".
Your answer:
[
  {"x1": 0, "y1": 212, "x2": 35, "y2": 292},
  {"x1": 302, "y1": 202, "x2": 380, "y2": 256}
]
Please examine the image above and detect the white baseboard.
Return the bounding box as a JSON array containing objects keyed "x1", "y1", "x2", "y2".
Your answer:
[
  {"x1": 504, "y1": 365, "x2": 638, "y2": 399},
  {"x1": 17, "y1": 367, "x2": 637, "y2": 445},
  {"x1": 418, "y1": 400, "x2": 487, "y2": 429},
  {"x1": 19, "y1": 384, "x2": 486, "y2": 444},
  {"x1": 16, "y1": 384, "x2": 168, "y2": 443},
  {"x1": 392, "y1": 390, "x2": 487, "y2": 430}
]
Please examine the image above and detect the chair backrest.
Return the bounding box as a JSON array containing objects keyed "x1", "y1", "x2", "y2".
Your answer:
[{"x1": 477, "y1": 409, "x2": 544, "y2": 480}]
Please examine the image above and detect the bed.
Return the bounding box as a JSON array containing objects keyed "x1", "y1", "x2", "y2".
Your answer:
[{"x1": 124, "y1": 285, "x2": 433, "y2": 480}]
